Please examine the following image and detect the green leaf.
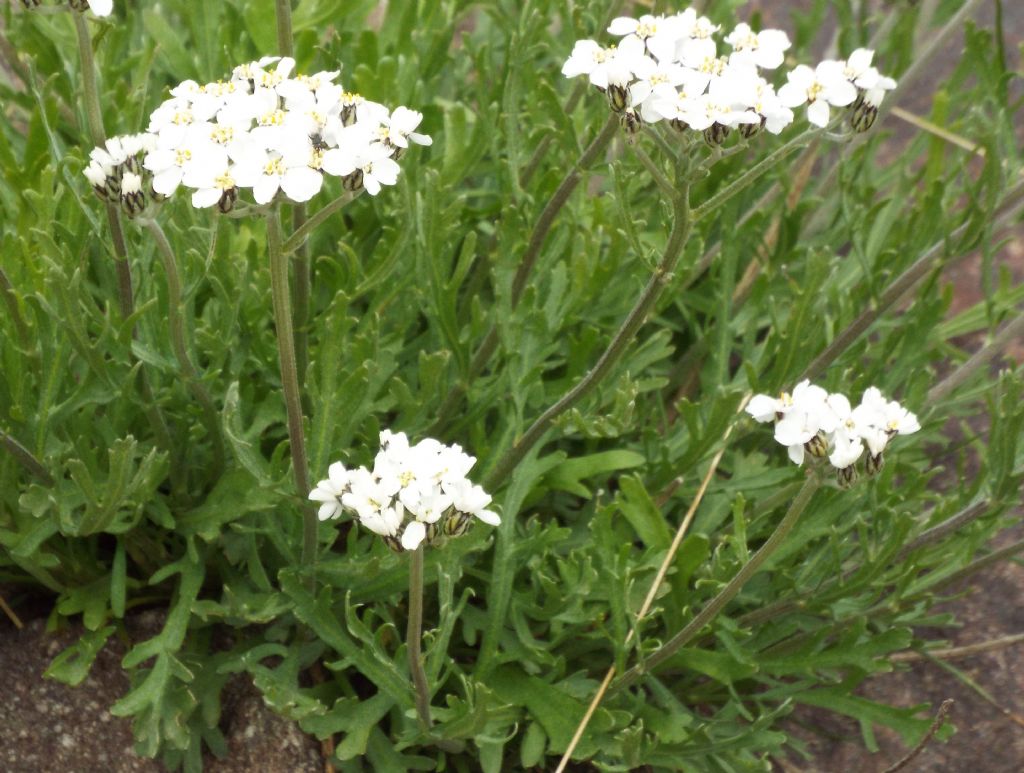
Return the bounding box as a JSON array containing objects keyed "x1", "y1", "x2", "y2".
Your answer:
[{"x1": 616, "y1": 475, "x2": 672, "y2": 550}]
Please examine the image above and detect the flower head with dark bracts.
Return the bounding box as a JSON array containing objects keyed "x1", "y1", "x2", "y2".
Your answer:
[
  {"x1": 310, "y1": 431, "x2": 500, "y2": 552},
  {"x1": 562, "y1": 6, "x2": 897, "y2": 144},
  {"x1": 747, "y1": 381, "x2": 919, "y2": 487}
]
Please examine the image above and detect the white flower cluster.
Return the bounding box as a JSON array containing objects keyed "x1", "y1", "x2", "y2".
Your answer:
[
  {"x1": 747, "y1": 381, "x2": 920, "y2": 486},
  {"x1": 562, "y1": 8, "x2": 896, "y2": 142},
  {"x1": 21, "y1": 0, "x2": 112, "y2": 16},
  {"x1": 83, "y1": 133, "x2": 159, "y2": 217},
  {"x1": 309, "y1": 431, "x2": 500, "y2": 552},
  {"x1": 126, "y1": 56, "x2": 429, "y2": 213}
]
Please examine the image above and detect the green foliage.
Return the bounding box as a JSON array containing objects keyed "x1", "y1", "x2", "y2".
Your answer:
[{"x1": 1, "y1": 0, "x2": 1022, "y2": 770}]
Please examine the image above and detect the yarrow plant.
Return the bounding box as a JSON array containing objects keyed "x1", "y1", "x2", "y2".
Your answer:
[
  {"x1": 562, "y1": 7, "x2": 896, "y2": 142},
  {"x1": 310, "y1": 430, "x2": 500, "y2": 552},
  {"x1": 81, "y1": 56, "x2": 431, "y2": 216},
  {"x1": 4, "y1": 0, "x2": 1022, "y2": 770},
  {"x1": 747, "y1": 381, "x2": 920, "y2": 486}
]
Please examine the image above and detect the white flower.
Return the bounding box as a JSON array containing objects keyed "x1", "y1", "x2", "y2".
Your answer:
[
  {"x1": 778, "y1": 61, "x2": 857, "y2": 127},
  {"x1": 724, "y1": 23, "x2": 791, "y2": 70},
  {"x1": 308, "y1": 462, "x2": 350, "y2": 521},
  {"x1": 88, "y1": 0, "x2": 113, "y2": 16},
  {"x1": 313, "y1": 431, "x2": 498, "y2": 550},
  {"x1": 608, "y1": 14, "x2": 685, "y2": 63}
]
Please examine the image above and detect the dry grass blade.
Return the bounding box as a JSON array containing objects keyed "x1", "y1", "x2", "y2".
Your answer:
[
  {"x1": 882, "y1": 699, "x2": 954, "y2": 773},
  {"x1": 0, "y1": 592, "x2": 23, "y2": 629},
  {"x1": 554, "y1": 398, "x2": 749, "y2": 772},
  {"x1": 889, "y1": 106, "x2": 986, "y2": 157},
  {"x1": 890, "y1": 632, "x2": 1024, "y2": 663}
]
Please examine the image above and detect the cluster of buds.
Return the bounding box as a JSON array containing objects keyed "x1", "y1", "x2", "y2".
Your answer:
[
  {"x1": 309, "y1": 431, "x2": 500, "y2": 553},
  {"x1": 747, "y1": 381, "x2": 920, "y2": 487},
  {"x1": 83, "y1": 133, "x2": 160, "y2": 218},
  {"x1": 20, "y1": 0, "x2": 113, "y2": 16},
  {"x1": 139, "y1": 56, "x2": 430, "y2": 213},
  {"x1": 561, "y1": 7, "x2": 896, "y2": 144}
]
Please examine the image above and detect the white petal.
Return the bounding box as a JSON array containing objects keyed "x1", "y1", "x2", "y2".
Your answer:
[
  {"x1": 401, "y1": 521, "x2": 426, "y2": 551},
  {"x1": 807, "y1": 99, "x2": 830, "y2": 127},
  {"x1": 475, "y1": 509, "x2": 501, "y2": 526},
  {"x1": 281, "y1": 167, "x2": 323, "y2": 202},
  {"x1": 191, "y1": 188, "x2": 221, "y2": 208},
  {"x1": 89, "y1": 0, "x2": 113, "y2": 17},
  {"x1": 787, "y1": 444, "x2": 805, "y2": 465}
]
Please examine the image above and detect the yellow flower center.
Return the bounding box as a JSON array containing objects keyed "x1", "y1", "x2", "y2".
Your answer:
[
  {"x1": 264, "y1": 158, "x2": 286, "y2": 176},
  {"x1": 258, "y1": 110, "x2": 285, "y2": 127},
  {"x1": 174, "y1": 149, "x2": 192, "y2": 166},
  {"x1": 172, "y1": 109, "x2": 193, "y2": 126},
  {"x1": 214, "y1": 171, "x2": 235, "y2": 191}
]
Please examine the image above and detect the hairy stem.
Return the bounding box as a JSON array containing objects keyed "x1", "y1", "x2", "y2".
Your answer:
[
  {"x1": 801, "y1": 186, "x2": 1024, "y2": 382},
  {"x1": 927, "y1": 313, "x2": 1024, "y2": 404},
  {"x1": 267, "y1": 210, "x2": 315, "y2": 567},
  {"x1": 611, "y1": 474, "x2": 821, "y2": 694},
  {"x1": 274, "y1": 0, "x2": 294, "y2": 57},
  {"x1": 1, "y1": 428, "x2": 55, "y2": 486},
  {"x1": 141, "y1": 219, "x2": 225, "y2": 482},
  {"x1": 407, "y1": 546, "x2": 432, "y2": 731},
  {"x1": 483, "y1": 176, "x2": 691, "y2": 492},
  {"x1": 692, "y1": 129, "x2": 817, "y2": 222},
  {"x1": 281, "y1": 191, "x2": 361, "y2": 256}
]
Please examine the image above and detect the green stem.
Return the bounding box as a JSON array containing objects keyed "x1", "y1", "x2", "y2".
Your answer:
[
  {"x1": 267, "y1": 210, "x2": 315, "y2": 566},
  {"x1": 0, "y1": 266, "x2": 31, "y2": 353},
  {"x1": 272, "y1": 0, "x2": 309, "y2": 383},
  {"x1": 692, "y1": 129, "x2": 817, "y2": 222},
  {"x1": 407, "y1": 546, "x2": 432, "y2": 731},
  {"x1": 483, "y1": 176, "x2": 691, "y2": 492},
  {"x1": 611, "y1": 474, "x2": 821, "y2": 694},
  {"x1": 274, "y1": 0, "x2": 294, "y2": 57},
  {"x1": 431, "y1": 115, "x2": 619, "y2": 434},
  {"x1": 633, "y1": 146, "x2": 675, "y2": 197},
  {"x1": 141, "y1": 219, "x2": 225, "y2": 482},
  {"x1": 801, "y1": 185, "x2": 1024, "y2": 382},
  {"x1": 927, "y1": 313, "x2": 1024, "y2": 404},
  {"x1": 1, "y1": 428, "x2": 54, "y2": 486},
  {"x1": 280, "y1": 191, "x2": 360, "y2": 256}
]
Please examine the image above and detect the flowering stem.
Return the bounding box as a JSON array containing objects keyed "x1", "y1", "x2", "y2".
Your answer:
[
  {"x1": 407, "y1": 545, "x2": 433, "y2": 732},
  {"x1": 271, "y1": 0, "x2": 309, "y2": 383},
  {"x1": 1, "y1": 428, "x2": 54, "y2": 486},
  {"x1": 633, "y1": 146, "x2": 675, "y2": 197},
  {"x1": 432, "y1": 115, "x2": 619, "y2": 434},
  {"x1": 610, "y1": 473, "x2": 821, "y2": 694},
  {"x1": 926, "y1": 313, "x2": 1024, "y2": 405},
  {"x1": 280, "y1": 191, "x2": 361, "y2": 256},
  {"x1": 692, "y1": 129, "x2": 818, "y2": 222},
  {"x1": 274, "y1": 0, "x2": 294, "y2": 58},
  {"x1": 141, "y1": 219, "x2": 226, "y2": 482},
  {"x1": 483, "y1": 175, "x2": 691, "y2": 492},
  {"x1": 267, "y1": 210, "x2": 316, "y2": 567},
  {"x1": 801, "y1": 185, "x2": 1024, "y2": 382},
  {"x1": 0, "y1": 267, "x2": 31, "y2": 354}
]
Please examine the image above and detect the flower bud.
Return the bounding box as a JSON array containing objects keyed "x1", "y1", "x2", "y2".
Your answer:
[
  {"x1": 217, "y1": 186, "x2": 238, "y2": 214},
  {"x1": 849, "y1": 99, "x2": 878, "y2": 133},
  {"x1": 865, "y1": 451, "x2": 884, "y2": 476},
  {"x1": 343, "y1": 169, "x2": 364, "y2": 192},
  {"x1": 619, "y1": 108, "x2": 642, "y2": 138},
  {"x1": 703, "y1": 123, "x2": 730, "y2": 147},
  {"x1": 606, "y1": 84, "x2": 629, "y2": 113},
  {"x1": 670, "y1": 118, "x2": 691, "y2": 134},
  {"x1": 740, "y1": 116, "x2": 766, "y2": 139},
  {"x1": 836, "y1": 464, "x2": 857, "y2": 489},
  {"x1": 805, "y1": 433, "x2": 828, "y2": 459},
  {"x1": 120, "y1": 172, "x2": 147, "y2": 217}
]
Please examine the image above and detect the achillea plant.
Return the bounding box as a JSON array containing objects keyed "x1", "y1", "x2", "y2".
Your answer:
[{"x1": 1, "y1": 2, "x2": 1022, "y2": 771}]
